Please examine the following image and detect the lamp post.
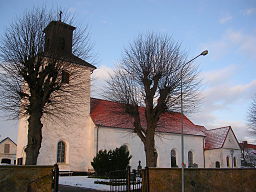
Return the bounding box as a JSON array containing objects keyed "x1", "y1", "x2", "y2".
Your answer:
[{"x1": 181, "y1": 50, "x2": 208, "y2": 192}]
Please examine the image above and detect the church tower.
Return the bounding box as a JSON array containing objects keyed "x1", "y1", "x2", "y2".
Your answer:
[
  {"x1": 16, "y1": 19, "x2": 96, "y2": 172},
  {"x1": 43, "y1": 21, "x2": 75, "y2": 55}
]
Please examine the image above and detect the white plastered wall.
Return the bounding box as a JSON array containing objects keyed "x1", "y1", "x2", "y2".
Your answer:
[
  {"x1": 95, "y1": 126, "x2": 205, "y2": 169},
  {"x1": 16, "y1": 66, "x2": 95, "y2": 171},
  {"x1": 205, "y1": 129, "x2": 241, "y2": 168}
]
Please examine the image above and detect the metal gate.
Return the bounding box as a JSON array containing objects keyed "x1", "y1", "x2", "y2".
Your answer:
[{"x1": 109, "y1": 166, "x2": 142, "y2": 192}]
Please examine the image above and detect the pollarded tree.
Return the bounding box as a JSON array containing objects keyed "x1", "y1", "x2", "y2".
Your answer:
[
  {"x1": 105, "y1": 33, "x2": 203, "y2": 167},
  {"x1": 248, "y1": 95, "x2": 256, "y2": 132},
  {"x1": 0, "y1": 8, "x2": 94, "y2": 164}
]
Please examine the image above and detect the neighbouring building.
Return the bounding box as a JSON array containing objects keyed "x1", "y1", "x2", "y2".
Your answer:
[
  {"x1": 0, "y1": 137, "x2": 16, "y2": 165},
  {"x1": 240, "y1": 141, "x2": 256, "y2": 167},
  {"x1": 16, "y1": 20, "x2": 241, "y2": 171}
]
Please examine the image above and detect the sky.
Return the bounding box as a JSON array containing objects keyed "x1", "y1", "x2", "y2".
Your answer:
[{"x1": 0, "y1": 0, "x2": 255, "y2": 144}]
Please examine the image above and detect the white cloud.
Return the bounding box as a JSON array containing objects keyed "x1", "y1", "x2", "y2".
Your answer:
[
  {"x1": 201, "y1": 30, "x2": 256, "y2": 59},
  {"x1": 243, "y1": 8, "x2": 256, "y2": 15},
  {"x1": 219, "y1": 15, "x2": 232, "y2": 24},
  {"x1": 190, "y1": 66, "x2": 256, "y2": 142},
  {"x1": 91, "y1": 65, "x2": 114, "y2": 98}
]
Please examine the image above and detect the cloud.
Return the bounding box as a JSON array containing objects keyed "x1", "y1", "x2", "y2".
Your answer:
[
  {"x1": 91, "y1": 65, "x2": 114, "y2": 98},
  {"x1": 243, "y1": 8, "x2": 256, "y2": 15},
  {"x1": 190, "y1": 66, "x2": 256, "y2": 142},
  {"x1": 219, "y1": 15, "x2": 232, "y2": 24},
  {"x1": 200, "y1": 65, "x2": 236, "y2": 86},
  {"x1": 201, "y1": 30, "x2": 256, "y2": 59}
]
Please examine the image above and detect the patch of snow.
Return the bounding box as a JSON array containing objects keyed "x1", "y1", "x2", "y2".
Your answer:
[{"x1": 59, "y1": 176, "x2": 110, "y2": 191}]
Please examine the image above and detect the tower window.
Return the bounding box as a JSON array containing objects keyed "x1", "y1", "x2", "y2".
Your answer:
[
  {"x1": 57, "y1": 141, "x2": 65, "y2": 163},
  {"x1": 62, "y1": 70, "x2": 70, "y2": 84}
]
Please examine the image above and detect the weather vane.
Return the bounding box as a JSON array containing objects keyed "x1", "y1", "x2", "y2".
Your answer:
[{"x1": 59, "y1": 11, "x2": 63, "y2": 22}]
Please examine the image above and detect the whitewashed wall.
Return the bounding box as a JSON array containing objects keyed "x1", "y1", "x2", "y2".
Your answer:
[
  {"x1": 16, "y1": 66, "x2": 94, "y2": 171},
  {"x1": 95, "y1": 126, "x2": 205, "y2": 169},
  {"x1": 205, "y1": 129, "x2": 241, "y2": 168}
]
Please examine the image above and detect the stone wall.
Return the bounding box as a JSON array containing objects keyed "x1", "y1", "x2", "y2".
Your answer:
[
  {"x1": 0, "y1": 165, "x2": 54, "y2": 192},
  {"x1": 142, "y1": 168, "x2": 256, "y2": 192}
]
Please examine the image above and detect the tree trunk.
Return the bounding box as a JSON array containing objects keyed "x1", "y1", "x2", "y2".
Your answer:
[
  {"x1": 25, "y1": 99, "x2": 43, "y2": 165},
  {"x1": 145, "y1": 128, "x2": 157, "y2": 167}
]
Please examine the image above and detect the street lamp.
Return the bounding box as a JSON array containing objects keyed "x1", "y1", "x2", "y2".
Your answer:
[{"x1": 181, "y1": 50, "x2": 208, "y2": 192}]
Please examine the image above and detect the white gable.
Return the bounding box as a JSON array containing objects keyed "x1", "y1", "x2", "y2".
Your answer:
[{"x1": 222, "y1": 129, "x2": 240, "y2": 150}]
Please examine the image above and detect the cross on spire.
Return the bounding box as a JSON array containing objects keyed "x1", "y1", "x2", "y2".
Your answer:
[{"x1": 59, "y1": 11, "x2": 63, "y2": 22}]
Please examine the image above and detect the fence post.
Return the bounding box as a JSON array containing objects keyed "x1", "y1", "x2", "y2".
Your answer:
[
  {"x1": 54, "y1": 164, "x2": 59, "y2": 192},
  {"x1": 145, "y1": 167, "x2": 150, "y2": 192},
  {"x1": 127, "y1": 166, "x2": 131, "y2": 192}
]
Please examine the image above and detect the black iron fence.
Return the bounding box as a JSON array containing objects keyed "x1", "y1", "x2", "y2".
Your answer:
[{"x1": 109, "y1": 166, "x2": 142, "y2": 192}]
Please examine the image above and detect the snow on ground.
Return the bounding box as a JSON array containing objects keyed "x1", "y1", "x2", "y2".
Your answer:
[{"x1": 59, "y1": 176, "x2": 110, "y2": 191}]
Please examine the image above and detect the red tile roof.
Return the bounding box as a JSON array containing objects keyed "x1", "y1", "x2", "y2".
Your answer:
[
  {"x1": 90, "y1": 98, "x2": 206, "y2": 136},
  {"x1": 204, "y1": 127, "x2": 230, "y2": 150},
  {"x1": 240, "y1": 143, "x2": 256, "y2": 150}
]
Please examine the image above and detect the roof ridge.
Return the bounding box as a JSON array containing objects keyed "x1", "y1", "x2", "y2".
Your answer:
[{"x1": 204, "y1": 126, "x2": 230, "y2": 132}]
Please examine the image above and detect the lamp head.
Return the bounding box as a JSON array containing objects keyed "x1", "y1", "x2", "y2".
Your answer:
[{"x1": 200, "y1": 50, "x2": 208, "y2": 56}]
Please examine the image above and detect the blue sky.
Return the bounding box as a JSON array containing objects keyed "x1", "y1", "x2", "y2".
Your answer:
[{"x1": 0, "y1": 0, "x2": 255, "y2": 143}]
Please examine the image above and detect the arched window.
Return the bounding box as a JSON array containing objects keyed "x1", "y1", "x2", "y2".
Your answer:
[
  {"x1": 226, "y1": 156, "x2": 230, "y2": 167},
  {"x1": 171, "y1": 149, "x2": 177, "y2": 167},
  {"x1": 233, "y1": 157, "x2": 237, "y2": 167},
  {"x1": 188, "y1": 151, "x2": 193, "y2": 168},
  {"x1": 57, "y1": 141, "x2": 65, "y2": 163},
  {"x1": 215, "y1": 161, "x2": 220, "y2": 168}
]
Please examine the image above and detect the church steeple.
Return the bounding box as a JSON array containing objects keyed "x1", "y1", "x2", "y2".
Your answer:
[{"x1": 43, "y1": 20, "x2": 76, "y2": 55}]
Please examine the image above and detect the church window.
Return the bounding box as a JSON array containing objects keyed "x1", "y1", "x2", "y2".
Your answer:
[
  {"x1": 4, "y1": 144, "x2": 10, "y2": 153},
  {"x1": 226, "y1": 156, "x2": 230, "y2": 167},
  {"x1": 171, "y1": 149, "x2": 177, "y2": 167},
  {"x1": 62, "y1": 70, "x2": 70, "y2": 84},
  {"x1": 233, "y1": 157, "x2": 237, "y2": 167},
  {"x1": 188, "y1": 151, "x2": 193, "y2": 168},
  {"x1": 57, "y1": 141, "x2": 65, "y2": 163},
  {"x1": 215, "y1": 161, "x2": 220, "y2": 168}
]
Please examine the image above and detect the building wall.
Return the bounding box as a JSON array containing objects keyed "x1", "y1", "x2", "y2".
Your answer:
[
  {"x1": 0, "y1": 139, "x2": 16, "y2": 164},
  {"x1": 16, "y1": 65, "x2": 95, "y2": 171},
  {"x1": 95, "y1": 126, "x2": 205, "y2": 169},
  {"x1": 204, "y1": 129, "x2": 241, "y2": 168}
]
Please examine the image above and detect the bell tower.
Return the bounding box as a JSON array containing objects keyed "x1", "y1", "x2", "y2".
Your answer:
[{"x1": 43, "y1": 20, "x2": 75, "y2": 55}]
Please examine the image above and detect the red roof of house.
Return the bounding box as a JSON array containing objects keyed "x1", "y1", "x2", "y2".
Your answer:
[
  {"x1": 204, "y1": 127, "x2": 230, "y2": 150},
  {"x1": 90, "y1": 98, "x2": 206, "y2": 136},
  {"x1": 240, "y1": 143, "x2": 256, "y2": 150}
]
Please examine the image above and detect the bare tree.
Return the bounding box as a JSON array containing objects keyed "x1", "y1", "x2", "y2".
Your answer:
[
  {"x1": 0, "y1": 8, "x2": 95, "y2": 164},
  {"x1": 248, "y1": 95, "x2": 256, "y2": 132},
  {"x1": 105, "y1": 33, "x2": 201, "y2": 167}
]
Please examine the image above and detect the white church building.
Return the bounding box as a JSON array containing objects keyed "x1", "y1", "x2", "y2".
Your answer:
[{"x1": 16, "y1": 20, "x2": 241, "y2": 171}]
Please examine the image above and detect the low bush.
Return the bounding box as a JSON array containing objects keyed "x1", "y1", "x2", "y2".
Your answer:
[{"x1": 91, "y1": 145, "x2": 132, "y2": 176}]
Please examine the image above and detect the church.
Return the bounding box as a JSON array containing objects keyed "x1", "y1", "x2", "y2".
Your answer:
[{"x1": 16, "y1": 20, "x2": 241, "y2": 171}]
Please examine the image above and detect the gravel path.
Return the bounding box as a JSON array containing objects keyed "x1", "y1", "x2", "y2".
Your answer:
[{"x1": 59, "y1": 185, "x2": 107, "y2": 192}]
